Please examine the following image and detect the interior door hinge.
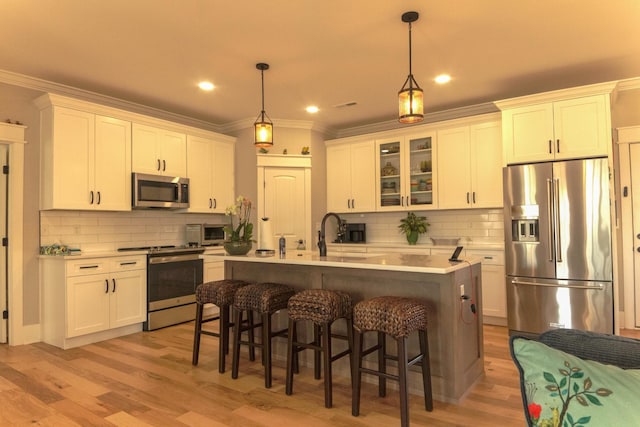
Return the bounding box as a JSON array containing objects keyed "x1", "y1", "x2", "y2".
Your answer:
[
  {"x1": 2, "y1": 310, "x2": 7, "y2": 319},
  {"x1": 2, "y1": 165, "x2": 8, "y2": 175},
  {"x1": 2, "y1": 237, "x2": 7, "y2": 247}
]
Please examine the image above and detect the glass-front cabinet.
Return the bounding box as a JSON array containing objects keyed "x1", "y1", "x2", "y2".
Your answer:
[{"x1": 376, "y1": 132, "x2": 437, "y2": 211}]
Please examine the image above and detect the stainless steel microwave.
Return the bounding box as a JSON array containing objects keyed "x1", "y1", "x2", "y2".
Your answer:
[
  {"x1": 132, "y1": 173, "x2": 189, "y2": 209},
  {"x1": 186, "y1": 223, "x2": 226, "y2": 246}
]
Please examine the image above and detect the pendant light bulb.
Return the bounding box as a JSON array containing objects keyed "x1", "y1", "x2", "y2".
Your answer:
[
  {"x1": 398, "y1": 11, "x2": 424, "y2": 124},
  {"x1": 254, "y1": 62, "x2": 273, "y2": 148}
]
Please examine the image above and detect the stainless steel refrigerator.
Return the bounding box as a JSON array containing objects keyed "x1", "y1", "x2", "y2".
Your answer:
[{"x1": 503, "y1": 157, "x2": 613, "y2": 337}]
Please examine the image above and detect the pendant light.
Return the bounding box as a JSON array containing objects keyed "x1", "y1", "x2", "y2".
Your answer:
[
  {"x1": 398, "y1": 11, "x2": 424, "y2": 124},
  {"x1": 254, "y1": 63, "x2": 273, "y2": 147}
]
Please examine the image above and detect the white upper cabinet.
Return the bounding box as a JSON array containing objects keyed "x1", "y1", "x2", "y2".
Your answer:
[
  {"x1": 38, "y1": 102, "x2": 132, "y2": 211},
  {"x1": 500, "y1": 92, "x2": 612, "y2": 164},
  {"x1": 186, "y1": 135, "x2": 235, "y2": 213},
  {"x1": 326, "y1": 139, "x2": 376, "y2": 213},
  {"x1": 437, "y1": 120, "x2": 502, "y2": 209},
  {"x1": 132, "y1": 123, "x2": 187, "y2": 176},
  {"x1": 376, "y1": 132, "x2": 437, "y2": 211}
]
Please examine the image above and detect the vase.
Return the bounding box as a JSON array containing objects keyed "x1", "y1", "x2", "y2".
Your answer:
[
  {"x1": 406, "y1": 231, "x2": 419, "y2": 245},
  {"x1": 224, "y1": 240, "x2": 252, "y2": 256}
]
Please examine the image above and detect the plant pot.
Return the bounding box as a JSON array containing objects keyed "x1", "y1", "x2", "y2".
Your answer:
[
  {"x1": 224, "y1": 240, "x2": 252, "y2": 256},
  {"x1": 406, "y1": 231, "x2": 419, "y2": 245}
]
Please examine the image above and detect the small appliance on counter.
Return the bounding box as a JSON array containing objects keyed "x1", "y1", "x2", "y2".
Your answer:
[
  {"x1": 186, "y1": 223, "x2": 226, "y2": 247},
  {"x1": 334, "y1": 223, "x2": 367, "y2": 243}
]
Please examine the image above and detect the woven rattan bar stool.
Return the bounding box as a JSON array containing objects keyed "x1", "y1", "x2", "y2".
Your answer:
[
  {"x1": 231, "y1": 282, "x2": 296, "y2": 388},
  {"x1": 192, "y1": 279, "x2": 255, "y2": 373},
  {"x1": 352, "y1": 296, "x2": 433, "y2": 427},
  {"x1": 285, "y1": 289, "x2": 353, "y2": 408}
]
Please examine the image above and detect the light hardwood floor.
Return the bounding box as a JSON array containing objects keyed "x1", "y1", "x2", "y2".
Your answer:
[{"x1": 1, "y1": 324, "x2": 637, "y2": 426}]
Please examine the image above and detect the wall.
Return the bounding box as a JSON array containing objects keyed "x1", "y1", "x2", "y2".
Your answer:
[
  {"x1": 0, "y1": 82, "x2": 42, "y2": 326},
  {"x1": 231, "y1": 124, "x2": 328, "y2": 242}
]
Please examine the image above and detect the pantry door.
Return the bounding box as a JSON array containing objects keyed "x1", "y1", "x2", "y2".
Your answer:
[{"x1": 262, "y1": 167, "x2": 308, "y2": 250}]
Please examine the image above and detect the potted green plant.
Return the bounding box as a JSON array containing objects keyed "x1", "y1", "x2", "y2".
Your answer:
[{"x1": 398, "y1": 212, "x2": 429, "y2": 245}]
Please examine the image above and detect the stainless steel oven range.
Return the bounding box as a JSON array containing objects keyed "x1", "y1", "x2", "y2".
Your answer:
[{"x1": 118, "y1": 245, "x2": 204, "y2": 331}]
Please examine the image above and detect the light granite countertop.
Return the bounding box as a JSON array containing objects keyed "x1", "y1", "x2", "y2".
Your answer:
[{"x1": 204, "y1": 251, "x2": 480, "y2": 274}]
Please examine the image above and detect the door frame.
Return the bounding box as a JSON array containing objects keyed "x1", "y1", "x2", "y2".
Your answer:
[
  {"x1": 256, "y1": 154, "x2": 312, "y2": 252},
  {"x1": 617, "y1": 126, "x2": 640, "y2": 329},
  {"x1": 0, "y1": 123, "x2": 26, "y2": 345}
]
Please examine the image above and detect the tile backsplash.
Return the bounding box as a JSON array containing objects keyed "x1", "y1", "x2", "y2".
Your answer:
[
  {"x1": 339, "y1": 208, "x2": 504, "y2": 245},
  {"x1": 40, "y1": 210, "x2": 227, "y2": 252},
  {"x1": 41, "y1": 208, "x2": 504, "y2": 253}
]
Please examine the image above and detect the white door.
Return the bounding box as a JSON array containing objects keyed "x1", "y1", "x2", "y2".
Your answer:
[
  {"x1": 630, "y1": 144, "x2": 640, "y2": 327},
  {"x1": 263, "y1": 168, "x2": 307, "y2": 250},
  {"x1": 0, "y1": 145, "x2": 6, "y2": 343}
]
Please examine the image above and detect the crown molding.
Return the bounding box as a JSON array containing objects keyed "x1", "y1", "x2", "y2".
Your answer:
[
  {"x1": 494, "y1": 80, "x2": 620, "y2": 110},
  {"x1": 219, "y1": 116, "x2": 333, "y2": 136},
  {"x1": 333, "y1": 102, "x2": 499, "y2": 139},
  {"x1": 0, "y1": 69, "x2": 224, "y2": 133}
]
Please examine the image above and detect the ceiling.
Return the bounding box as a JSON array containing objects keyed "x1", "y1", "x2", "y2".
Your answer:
[{"x1": 1, "y1": 1, "x2": 640, "y2": 132}]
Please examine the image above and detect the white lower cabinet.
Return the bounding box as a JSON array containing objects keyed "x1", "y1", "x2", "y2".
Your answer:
[
  {"x1": 466, "y1": 249, "x2": 506, "y2": 325},
  {"x1": 42, "y1": 255, "x2": 147, "y2": 349}
]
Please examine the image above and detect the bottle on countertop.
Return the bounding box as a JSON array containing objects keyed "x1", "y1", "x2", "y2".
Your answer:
[{"x1": 279, "y1": 235, "x2": 286, "y2": 258}]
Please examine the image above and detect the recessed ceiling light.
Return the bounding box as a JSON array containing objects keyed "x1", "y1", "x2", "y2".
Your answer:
[
  {"x1": 434, "y1": 74, "x2": 451, "y2": 84},
  {"x1": 306, "y1": 106, "x2": 319, "y2": 113},
  {"x1": 198, "y1": 81, "x2": 214, "y2": 91}
]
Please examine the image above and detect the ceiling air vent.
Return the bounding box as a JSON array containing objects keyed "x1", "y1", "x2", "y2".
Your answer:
[{"x1": 333, "y1": 101, "x2": 358, "y2": 108}]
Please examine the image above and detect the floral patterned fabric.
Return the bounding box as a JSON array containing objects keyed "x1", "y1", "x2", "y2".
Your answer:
[{"x1": 510, "y1": 336, "x2": 640, "y2": 427}]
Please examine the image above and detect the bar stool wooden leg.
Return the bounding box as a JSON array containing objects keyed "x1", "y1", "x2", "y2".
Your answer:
[
  {"x1": 322, "y1": 322, "x2": 333, "y2": 408},
  {"x1": 378, "y1": 330, "x2": 386, "y2": 397},
  {"x1": 285, "y1": 318, "x2": 297, "y2": 395},
  {"x1": 263, "y1": 312, "x2": 273, "y2": 388},
  {"x1": 397, "y1": 335, "x2": 409, "y2": 427},
  {"x1": 420, "y1": 329, "x2": 433, "y2": 411},
  {"x1": 231, "y1": 306, "x2": 242, "y2": 380},
  {"x1": 352, "y1": 329, "x2": 363, "y2": 416},
  {"x1": 192, "y1": 303, "x2": 204, "y2": 365},
  {"x1": 313, "y1": 323, "x2": 321, "y2": 379}
]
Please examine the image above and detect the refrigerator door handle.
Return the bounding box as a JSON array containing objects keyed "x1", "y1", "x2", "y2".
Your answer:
[
  {"x1": 546, "y1": 178, "x2": 554, "y2": 262},
  {"x1": 511, "y1": 280, "x2": 605, "y2": 291},
  {"x1": 554, "y1": 178, "x2": 563, "y2": 262}
]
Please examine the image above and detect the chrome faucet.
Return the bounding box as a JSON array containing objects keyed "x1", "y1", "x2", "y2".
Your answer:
[{"x1": 318, "y1": 212, "x2": 343, "y2": 256}]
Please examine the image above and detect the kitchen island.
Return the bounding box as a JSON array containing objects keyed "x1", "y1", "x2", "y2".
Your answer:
[{"x1": 211, "y1": 251, "x2": 483, "y2": 403}]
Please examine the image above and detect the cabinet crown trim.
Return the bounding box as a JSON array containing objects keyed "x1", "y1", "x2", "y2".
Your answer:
[{"x1": 494, "y1": 81, "x2": 618, "y2": 110}]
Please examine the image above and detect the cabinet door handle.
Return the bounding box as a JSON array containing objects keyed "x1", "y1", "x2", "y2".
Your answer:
[
  {"x1": 352, "y1": 199, "x2": 355, "y2": 209},
  {"x1": 120, "y1": 261, "x2": 137, "y2": 266},
  {"x1": 80, "y1": 265, "x2": 99, "y2": 269},
  {"x1": 209, "y1": 198, "x2": 213, "y2": 209},
  {"x1": 548, "y1": 140, "x2": 552, "y2": 154},
  {"x1": 112, "y1": 278, "x2": 116, "y2": 293},
  {"x1": 105, "y1": 279, "x2": 109, "y2": 293},
  {"x1": 472, "y1": 192, "x2": 476, "y2": 204},
  {"x1": 556, "y1": 139, "x2": 560, "y2": 153},
  {"x1": 213, "y1": 198, "x2": 217, "y2": 209},
  {"x1": 90, "y1": 191, "x2": 94, "y2": 204},
  {"x1": 96, "y1": 191, "x2": 101, "y2": 205},
  {"x1": 466, "y1": 192, "x2": 470, "y2": 204},
  {"x1": 162, "y1": 160, "x2": 166, "y2": 171},
  {"x1": 157, "y1": 159, "x2": 161, "y2": 171},
  {"x1": 347, "y1": 199, "x2": 351, "y2": 209}
]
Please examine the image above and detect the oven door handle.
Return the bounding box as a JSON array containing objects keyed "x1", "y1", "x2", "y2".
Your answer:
[{"x1": 148, "y1": 254, "x2": 202, "y2": 264}]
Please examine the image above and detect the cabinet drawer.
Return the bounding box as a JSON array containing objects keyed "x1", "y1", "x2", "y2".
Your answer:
[
  {"x1": 66, "y1": 259, "x2": 108, "y2": 277},
  {"x1": 110, "y1": 256, "x2": 146, "y2": 272},
  {"x1": 466, "y1": 249, "x2": 504, "y2": 265}
]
